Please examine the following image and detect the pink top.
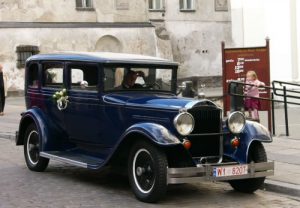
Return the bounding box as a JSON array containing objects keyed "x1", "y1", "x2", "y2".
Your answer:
[{"x1": 244, "y1": 79, "x2": 265, "y2": 98}]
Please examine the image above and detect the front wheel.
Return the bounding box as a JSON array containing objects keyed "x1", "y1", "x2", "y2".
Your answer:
[
  {"x1": 229, "y1": 142, "x2": 267, "y2": 193},
  {"x1": 24, "y1": 123, "x2": 49, "y2": 172},
  {"x1": 128, "y1": 141, "x2": 168, "y2": 203}
]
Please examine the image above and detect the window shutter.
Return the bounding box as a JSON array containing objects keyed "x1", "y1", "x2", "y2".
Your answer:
[
  {"x1": 155, "y1": 0, "x2": 161, "y2": 9},
  {"x1": 76, "y1": 0, "x2": 82, "y2": 7},
  {"x1": 16, "y1": 45, "x2": 39, "y2": 69},
  {"x1": 86, "y1": 0, "x2": 92, "y2": 7},
  {"x1": 187, "y1": 0, "x2": 192, "y2": 9},
  {"x1": 179, "y1": 0, "x2": 184, "y2": 9},
  {"x1": 149, "y1": 0, "x2": 153, "y2": 9}
]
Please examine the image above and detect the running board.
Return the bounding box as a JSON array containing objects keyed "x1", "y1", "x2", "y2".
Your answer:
[{"x1": 40, "y1": 151, "x2": 105, "y2": 169}]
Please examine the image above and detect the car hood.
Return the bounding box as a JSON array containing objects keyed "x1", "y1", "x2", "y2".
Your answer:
[{"x1": 103, "y1": 92, "x2": 215, "y2": 110}]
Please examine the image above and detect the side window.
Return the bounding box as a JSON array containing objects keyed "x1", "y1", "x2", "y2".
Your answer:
[
  {"x1": 42, "y1": 62, "x2": 64, "y2": 88},
  {"x1": 28, "y1": 63, "x2": 39, "y2": 88},
  {"x1": 69, "y1": 64, "x2": 99, "y2": 91},
  {"x1": 103, "y1": 67, "x2": 124, "y2": 91},
  {"x1": 103, "y1": 67, "x2": 149, "y2": 91}
]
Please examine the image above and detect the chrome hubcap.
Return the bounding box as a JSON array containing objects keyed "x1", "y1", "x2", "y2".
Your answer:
[{"x1": 133, "y1": 149, "x2": 155, "y2": 194}]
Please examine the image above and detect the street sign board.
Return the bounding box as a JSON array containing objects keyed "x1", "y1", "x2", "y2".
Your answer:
[{"x1": 222, "y1": 39, "x2": 271, "y2": 129}]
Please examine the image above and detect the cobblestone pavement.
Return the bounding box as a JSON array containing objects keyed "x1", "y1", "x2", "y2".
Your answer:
[{"x1": 1, "y1": 138, "x2": 299, "y2": 208}]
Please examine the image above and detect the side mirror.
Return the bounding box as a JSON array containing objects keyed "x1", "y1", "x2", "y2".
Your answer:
[
  {"x1": 198, "y1": 83, "x2": 206, "y2": 99},
  {"x1": 182, "y1": 81, "x2": 196, "y2": 98},
  {"x1": 176, "y1": 82, "x2": 186, "y2": 95}
]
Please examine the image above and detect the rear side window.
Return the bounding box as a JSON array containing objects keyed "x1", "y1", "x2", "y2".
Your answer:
[
  {"x1": 68, "y1": 63, "x2": 99, "y2": 91},
  {"x1": 42, "y1": 62, "x2": 64, "y2": 88},
  {"x1": 27, "y1": 63, "x2": 39, "y2": 88}
]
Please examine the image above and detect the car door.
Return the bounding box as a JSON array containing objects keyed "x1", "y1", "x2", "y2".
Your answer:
[
  {"x1": 40, "y1": 61, "x2": 67, "y2": 132},
  {"x1": 64, "y1": 62, "x2": 107, "y2": 145}
]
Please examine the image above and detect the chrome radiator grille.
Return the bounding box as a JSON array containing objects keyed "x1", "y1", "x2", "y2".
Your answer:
[{"x1": 187, "y1": 106, "x2": 222, "y2": 157}]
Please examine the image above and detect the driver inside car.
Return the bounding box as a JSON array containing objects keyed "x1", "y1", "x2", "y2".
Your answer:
[{"x1": 116, "y1": 70, "x2": 145, "y2": 90}]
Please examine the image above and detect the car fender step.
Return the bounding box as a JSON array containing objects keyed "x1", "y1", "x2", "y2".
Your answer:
[{"x1": 40, "y1": 151, "x2": 105, "y2": 169}]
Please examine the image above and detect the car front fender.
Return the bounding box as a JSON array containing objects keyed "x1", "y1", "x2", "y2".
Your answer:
[
  {"x1": 224, "y1": 121, "x2": 272, "y2": 163},
  {"x1": 122, "y1": 122, "x2": 181, "y2": 146}
]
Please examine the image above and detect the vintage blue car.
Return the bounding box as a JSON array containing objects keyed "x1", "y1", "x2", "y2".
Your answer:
[{"x1": 16, "y1": 52, "x2": 274, "y2": 202}]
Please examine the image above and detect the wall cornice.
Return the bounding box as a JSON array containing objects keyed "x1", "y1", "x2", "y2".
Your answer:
[{"x1": 0, "y1": 22, "x2": 154, "y2": 28}]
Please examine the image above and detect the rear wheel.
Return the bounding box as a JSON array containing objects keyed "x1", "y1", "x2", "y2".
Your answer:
[
  {"x1": 24, "y1": 123, "x2": 49, "y2": 172},
  {"x1": 128, "y1": 141, "x2": 168, "y2": 203},
  {"x1": 229, "y1": 142, "x2": 267, "y2": 193}
]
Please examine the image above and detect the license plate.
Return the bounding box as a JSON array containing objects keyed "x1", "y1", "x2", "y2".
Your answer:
[{"x1": 213, "y1": 164, "x2": 248, "y2": 177}]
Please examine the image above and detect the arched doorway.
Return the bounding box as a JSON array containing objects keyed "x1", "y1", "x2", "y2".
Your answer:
[{"x1": 95, "y1": 35, "x2": 122, "y2": 52}]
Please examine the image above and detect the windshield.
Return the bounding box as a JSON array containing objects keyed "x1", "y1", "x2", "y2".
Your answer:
[{"x1": 104, "y1": 66, "x2": 174, "y2": 92}]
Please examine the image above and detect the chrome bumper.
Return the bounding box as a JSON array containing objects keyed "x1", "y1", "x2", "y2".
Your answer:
[{"x1": 167, "y1": 161, "x2": 274, "y2": 184}]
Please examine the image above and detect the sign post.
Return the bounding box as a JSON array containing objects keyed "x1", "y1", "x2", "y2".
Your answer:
[{"x1": 222, "y1": 39, "x2": 271, "y2": 131}]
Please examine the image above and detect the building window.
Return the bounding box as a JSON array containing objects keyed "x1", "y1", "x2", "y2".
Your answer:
[
  {"x1": 149, "y1": 0, "x2": 165, "y2": 11},
  {"x1": 76, "y1": 0, "x2": 94, "y2": 11},
  {"x1": 16, "y1": 45, "x2": 39, "y2": 69},
  {"x1": 179, "y1": 0, "x2": 195, "y2": 11}
]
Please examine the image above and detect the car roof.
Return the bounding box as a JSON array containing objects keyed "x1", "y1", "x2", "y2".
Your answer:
[{"x1": 27, "y1": 52, "x2": 178, "y2": 66}]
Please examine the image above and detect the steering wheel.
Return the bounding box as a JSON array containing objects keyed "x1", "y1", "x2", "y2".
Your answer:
[{"x1": 143, "y1": 82, "x2": 161, "y2": 90}]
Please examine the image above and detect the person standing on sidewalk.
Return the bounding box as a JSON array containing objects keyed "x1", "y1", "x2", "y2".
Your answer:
[
  {"x1": 244, "y1": 70, "x2": 265, "y2": 122},
  {"x1": 0, "y1": 64, "x2": 7, "y2": 116}
]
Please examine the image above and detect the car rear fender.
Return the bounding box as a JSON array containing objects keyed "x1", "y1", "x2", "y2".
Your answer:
[
  {"x1": 224, "y1": 121, "x2": 272, "y2": 163},
  {"x1": 17, "y1": 108, "x2": 67, "y2": 151},
  {"x1": 17, "y1": 108, "x2": 49, "y2": 150},
  {"x1": 122, "y1": 122, "x2": 181, "y2": 146}
]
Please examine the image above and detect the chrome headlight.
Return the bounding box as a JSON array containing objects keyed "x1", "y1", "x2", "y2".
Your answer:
[
  {"x1": 174, "y1": 112, "x2": 194, "y2": 136},
  {"x1": 227, "y1": 111, "x2": 246, "y2": 134}
]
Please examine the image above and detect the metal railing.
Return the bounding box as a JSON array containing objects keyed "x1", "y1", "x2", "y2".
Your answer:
[{"x1": 228, "y1": 80, "x2": 300, "y2": 136}]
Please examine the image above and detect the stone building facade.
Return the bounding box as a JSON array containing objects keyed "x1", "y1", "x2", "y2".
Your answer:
[{"x1": 0, "y1": 0, "x2": 232, "y2": 94}]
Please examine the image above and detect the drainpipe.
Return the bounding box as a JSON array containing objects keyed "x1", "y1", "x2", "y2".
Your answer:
[{"x1": 290, "y1": 0, "x2": 299, "y2": 81}]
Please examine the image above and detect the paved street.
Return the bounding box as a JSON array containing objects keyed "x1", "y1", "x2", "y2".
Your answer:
[
  {"x1": 0, "y1": 96, "x2": 300, "y2": 207},
  {"x1": 0, "y1": 138, "x2": 299, "y2": 208}
]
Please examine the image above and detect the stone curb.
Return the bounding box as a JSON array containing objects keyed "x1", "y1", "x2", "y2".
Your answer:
[
  {"x1": 263, "y1": 179, "x2": 300, "y2": 197},
  {"x1": 0, "y1": 132, "x2": 15, "y2": 141}
]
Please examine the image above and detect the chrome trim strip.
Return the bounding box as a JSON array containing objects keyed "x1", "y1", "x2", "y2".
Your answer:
[
  {"x1": 132, "y1": 115, "x2": 170, "y2": 122},
  {"x1": 40, "y1": 152, "x2": 88, "y2": 168},
  {"x1": 184, "y1": 99, "x2": 222, "y2": 110},
  {"x1": 188, "y1": 132, "x2": 230, "y2": 137}
]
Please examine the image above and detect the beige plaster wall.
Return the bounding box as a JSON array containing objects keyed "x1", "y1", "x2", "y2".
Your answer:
[
  {"x1": 96, "y1": 0, "x2": 149, "y2": 22},
  {"x1": 0, "y1": 0, "x2": 148, "y2": 22},
  {"x1": 166, "y1": 21, "x2": 232, "y2": 78},
  {"x1": 0, "y1": 27, "x2": 157, "y2": 91},
  {"x1": 0, "y1": 0, "x2": 233, "y2": 91},
  {"x1": 150, "y1": 0, "x2": 232, "y2": 78}
]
